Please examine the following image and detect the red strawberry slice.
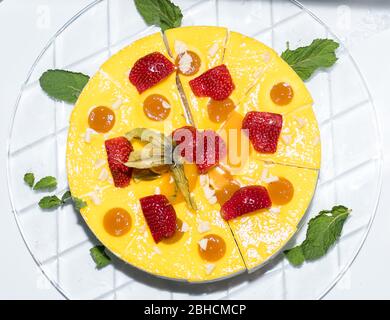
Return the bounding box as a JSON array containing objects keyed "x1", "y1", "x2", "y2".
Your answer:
[
  {"x1": 129, "y1": 52, "x2": 175, "y2": 93},
  {"x1": 172, "y1": 126, "x2": 226, "y2": 174},
  {"x1": 197, "y1": 130, "x2": 226, "y2": 174},
  {"x1": 105, "y1": 137, "x2": 133, "y2": 188},
  {"x1": 189, "y1": 64, "x2": 235, "y2": 101},
  {"x1": 140, "y1": 194, "x2": 177, "y2": 243},
  {"x1": 221, "y1": 186, "x2": 272, "y2": 220},
  {"x1": 242, "y1": 111, "x2": 283, "y2": 154}
]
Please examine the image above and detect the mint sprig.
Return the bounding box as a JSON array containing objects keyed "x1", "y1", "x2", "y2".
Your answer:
[
  {"x1": 38, "y1": 189, "x2": 87, "y2": 211},
  {"x1": 284, "y1": 206, "x2": 351, "y2": 266},
  {"x1": 281, "y1": 39, "x2": 339, "y2": 81},
  {"x1": 39, "y1": 69, "x2": 89, "y2": 104},
  {"x1": 90, "y1": 245, "x2": 111, "y2": 269},
  {"x1": 134, "y1": 0, "x2": 183, "y2": 32},
  {"x1": 33, "y1": 176, "x2": 57, "y2": 191},
  {"x1": 24, "y1": 173, "x2": 35, "y2": 188}
]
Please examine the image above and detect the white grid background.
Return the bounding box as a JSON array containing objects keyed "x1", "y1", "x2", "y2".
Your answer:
[{"x1": 6, "y1": 0, "x2": 382, "y2": 299}]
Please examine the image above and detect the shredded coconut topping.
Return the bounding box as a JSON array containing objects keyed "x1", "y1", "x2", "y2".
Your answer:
[
  {"x1": 208, "y1": 43, "x2": 219, "y2": 57},
  {"x1": 174, "y1": 40, "x2": 188, "y2": 55},
  {"x1": 178, "y1": 52, "x2": 193, "y2": 74},
  {"x1": 198, "y1": 238, "x2": 208, "y2": 251},
  {"x1": 198, "y1": 220, "x2": 211, "y2": 234}
]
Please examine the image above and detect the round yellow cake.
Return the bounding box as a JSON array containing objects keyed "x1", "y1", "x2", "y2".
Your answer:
[{"x1": 66, "y1": 27, "x2": 321, "y2": 282}]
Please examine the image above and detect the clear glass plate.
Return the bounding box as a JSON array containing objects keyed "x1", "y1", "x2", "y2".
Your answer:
[{"x1": 6, "y1": 0, "x2": 383, "y2": 300}]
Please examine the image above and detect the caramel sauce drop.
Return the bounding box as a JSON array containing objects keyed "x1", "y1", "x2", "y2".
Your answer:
[
  {"x1": 198, "y1": 234, "x2": 226, "y2": 262},
  {"x1": 162, "y1": 219, "x2": 185, "y2": 244},
  {"x1": 267, "y1": 177, "x2": 294, "y2": 205},
  {"x1": 215, "y1": 180, "x2": 241, "y2": 206},
  {"x1": 88, "y1": 106, "x2": 115, "y2": 133},
  {"x1": 207, "y1": 98, "x2": 236, "y2": 123},
  {"x1": 175, "y1": 50, "x2": 201, "y2": 76},
  {"x1": 103, "y1": 208, "x2": 132, "y2": 237},
  {"x1": 208, "y1": 166, "x2": 241, "y2": 206},
  {"x1": 143, "y1": 94, "x2": 171, "y2": 121},
  {"x1": 270, "y1": 82, "x2": 294, "y2": 106}
]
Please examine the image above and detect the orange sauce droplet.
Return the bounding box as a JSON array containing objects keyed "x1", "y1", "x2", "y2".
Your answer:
[
  {"x1": 143, "y1": 94, "x2": 171, "y2": 121},
  {"x1": 198, "y1": 234, "x2": 226, "y2": 262},
  {"x1": 270, "y1": 82, "x2": 294, "y2": 106},
  {"x1": 215, "y1": 180, "x2": 241, "y2": 206},
  {"x1": 207, "y1": 98, "x2": 236, "y2": 123},
  {"x1": 162, "y1": 219, "x2": 185, "y2": 244},
  {"x1": 103, "y1": 208, "x2": 132, "y2": 237},
  {"x1": 88, "y1": 106, "x2": 115, "y2": 133},
  {"x1": 175, "y1": 50, "x2": 201, "y2": 76},
  {"x1": 267, "y1": 177, "x2": 294, "y2": 205}
]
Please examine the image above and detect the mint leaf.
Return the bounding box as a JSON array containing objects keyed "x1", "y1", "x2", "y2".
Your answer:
[
  {"x1": 90, "y1": 245, "x2": 111, "y2": 269},
  {"x1": 39, "y1": 69, "x2": 90, "y2": 104},
  {"x1": 302, "y1": 206, "x2": 350, "y2": 261},
  {"x1": 284, "y1": 246, "x2": 305, "y2": 267},
  {"x1": 73, "y1": 197, "x2": 87, "y2": 211},
  {"x1": 134, "y1": 0, "x2": 183, "y2": 32},
  {"x1": 33, "y1": 176, "x2": 57, "y2": 190},
  {"x1": 38, "y1": 195, "x2": 62, "y2": 209},
  {"x1": 281, "y1": 39, "x2": 339, "y2": 81},
  {"x1": 61, "y1": 190, "x2": 72, "y2": 203},
  {"x1": 284, "y1": 206, "x2": 350, "y2": 266},
  {"x1": 24, "y1": 173, "x2": 35, "y2": 188}
]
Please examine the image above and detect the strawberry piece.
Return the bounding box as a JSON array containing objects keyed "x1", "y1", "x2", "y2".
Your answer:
[
  {"x1": 105, "y1": 137, "x2": 133, "y2": 188},
  {"x1": 172, "y1": 126, "x2": 226, "y2": 174},
  {"x1": 140, "y1": 195, "x2": 177, "y2": 243},
  {"x1": 197, "y1": 130, "x2": 226, "y2": 174},
  {"x1": 242, "y1": 111, "x2": 283, "y2": 154},
  {"x1": 189, "y1": 64, "x2": 235, "y2": 101},
  {"x1": 221, "y1": 186, "x2": 272, "y2": 220},
  {"x1": 129, "y1": 52, "x2": 175, "y2": 93}
]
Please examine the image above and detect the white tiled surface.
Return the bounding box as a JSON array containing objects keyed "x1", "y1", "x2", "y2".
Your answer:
[{"x1": 0, "y1": 0, "x2": 389, "y2": 299}]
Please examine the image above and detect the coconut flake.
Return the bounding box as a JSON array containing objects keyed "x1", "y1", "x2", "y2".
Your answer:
[
  {"x1": 155, "y1": 187, "x2": 161, "y2": 194},
  {"x1": 198, "y1": 238, "x2": 208, "y2": 251},
  {"x1": 94, "y1": 159, "x2": 106, "y2": 169},
  {"x1": 162, "y1": 101, "x2": 171, "y2": 109},
  {"x1": 98, "y1": 168, "x2": 109, "y2": 181},
  {"x1": 198, "y1": 220, "x2": 211, "y2": 234},
  {"x1": 208, "y1": 43, "x2": 219, "y2": 57},
  {"x1": 88, "y1": 191, "x2": 101, "y2": 205},
  {"x1": 294, "y1": 116, "x2": 307, "y2": 128},
  {"x1": 282, "y1": 134, "x2": 292, "y2": 145},
  {"x1": 178, "y1": 52, "x2": 193, "y2": 74},
  {"x1": 174, "y1": 40, "x2": 188, "y2": 55},
  {"x1": 263, "y1": 175, "x2": 279, "y2": 184},
  {"x1": 154, "y1": 246, "x2": 162, "y2": 254},
  {"x1": 112, "y1": 98, "x2": 122, "y2": 110},
  {"x1": 269, "y1": 207, "x2": 281, "y2": 214},
  {"x1": 181, "y1": 222, "x2": 189, "y2": 233},
  {"x1": 205, "y1": 263, "x2": 215, "y2": 275},
  {"x1": 84, "y1": 128, "x2": 97, "y2": 143}
]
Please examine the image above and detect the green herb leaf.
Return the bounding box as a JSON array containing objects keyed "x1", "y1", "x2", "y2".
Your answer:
[
  {"x1": 90, "y1": 245, "x2": 111, "y2": 269},
  {"x1": 284, "y1": 206, "x2": 351, "y2": 266},
  {"x1": 39, "y1": 69, "x2": 90, "y2": 104},
  {"x1": 73, "y1": 197, "x2": 87, "y2": 211},
  {"x1": 38, "y1": 195, "x2": 63, "y2": 209},
  {"x1": 284, "y1": 246, "x2": 305, "y2": 267},
  {"x1": 61, "y1": 190, "x2": 72, "y2": 203},
  {"x1": 281, "y1": 39, "x2": 339, "y2": 81},
  {"x1": 24, "y1": 173, "x2": 35, "y2": 188},
  {"x1": 33, "y1": 176, "x2": 57, "y2": 191},
  {"x1": 134, "y1": 0, "x2": 183, "y2": 32},
  {"x1": 132, "y1": 169, "x2": 161, "y2": 183}
]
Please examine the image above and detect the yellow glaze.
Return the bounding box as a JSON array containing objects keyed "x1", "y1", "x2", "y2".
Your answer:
[
  {"x1": 165, "y1": 26, "x2": 228, "y2": 130},
  {"x1": 223, "y1": 31, "x2": 279, "y2": 106},
  {"x1": 229, "y1": 161, "x2": 318, "y2": 270},
  {"x1": 67, "y1": 28, "x2": 321, "y2": 280},
  {"x1": 67, "y1": 32, "x2": 245, "y2": 281}
]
